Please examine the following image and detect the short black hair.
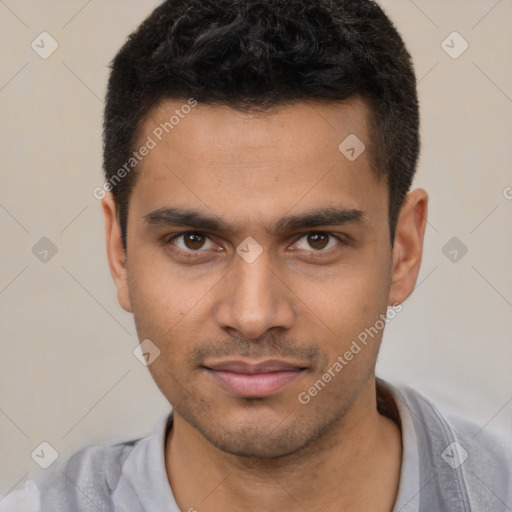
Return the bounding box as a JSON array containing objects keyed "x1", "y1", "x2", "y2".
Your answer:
[{"x1": 103, "y1": 0, "x2": 420, "y2": 250}]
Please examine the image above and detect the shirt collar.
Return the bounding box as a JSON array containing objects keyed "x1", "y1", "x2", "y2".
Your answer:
[
  {"x1": 379, "y1": 380, "x2": 421, "y2": 512},
  {"x1": 112, "y1": 411, "x2": 180, "y2": 512}
]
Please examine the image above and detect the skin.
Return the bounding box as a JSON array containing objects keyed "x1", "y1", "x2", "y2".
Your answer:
[{"x1": 103, "y1": 97, "x2": 428, "y2": 512}]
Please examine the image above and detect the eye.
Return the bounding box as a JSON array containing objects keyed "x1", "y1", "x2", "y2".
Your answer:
[
  {"x1": 293, "y1": 232, "x2": 343, "y2": 252},
  {"x1": 167, "y1": 231, "x2": 217, "y2": 252}
]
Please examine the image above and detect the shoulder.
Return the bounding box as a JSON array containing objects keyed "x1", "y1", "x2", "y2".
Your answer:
[
  {"x1": 0, "y1": 439, "x2": 139, "y2": 512},
  {"x1": 395, "y1": 381, "x2": 511, "y2": 458},
  {"x1": 387, "y1": 380, "x2": 512, "y2": 509}
]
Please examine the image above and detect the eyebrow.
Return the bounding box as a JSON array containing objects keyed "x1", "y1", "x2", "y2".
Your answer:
[{"x1": 143, "y1": 206, "x2": 366, "y2": 235}]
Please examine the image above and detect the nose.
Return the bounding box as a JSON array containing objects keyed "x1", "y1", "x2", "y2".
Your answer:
[{"x1": 214, "y1": 249, "x2": 296, "y2": 340}]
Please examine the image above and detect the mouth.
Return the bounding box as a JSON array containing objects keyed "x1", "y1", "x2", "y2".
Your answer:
[{"x1": 202, "y1": 359, "x2": 307, "y2": 398}]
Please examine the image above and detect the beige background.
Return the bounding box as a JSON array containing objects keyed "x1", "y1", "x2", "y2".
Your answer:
[{"x1": 1, "y1": 0, "x2": 511, "y2": 497}]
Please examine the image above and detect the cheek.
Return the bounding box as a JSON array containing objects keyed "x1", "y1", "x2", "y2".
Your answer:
[
  {"x1": 127, "y1": 252, "x2": 217, "y2": 345},
  {"x1": 127, "y1": 265, "x2": 201, "y2": 395},
  {"x1": 299, "y1": 254, "x2": 391, "y2": 357}
]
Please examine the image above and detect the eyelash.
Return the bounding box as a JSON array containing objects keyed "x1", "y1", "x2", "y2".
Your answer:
[{"x1": 163, "y1": 231, "x2": 347, "y2": 258}]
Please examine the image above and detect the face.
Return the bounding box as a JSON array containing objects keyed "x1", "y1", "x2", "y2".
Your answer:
[{"x1": 104, "y1": 98, "x2": 427, "y2": 458}]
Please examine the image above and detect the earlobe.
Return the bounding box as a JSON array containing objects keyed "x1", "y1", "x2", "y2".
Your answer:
[
  {"x1": 102, "y1": 193, "x2": 133, "y2": 313},
  {"x1": 388, "y1": 188, "x2": 428, "y2": 307}
]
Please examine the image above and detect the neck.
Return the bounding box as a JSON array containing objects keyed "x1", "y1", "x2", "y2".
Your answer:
[{"x1": 165, "y1": 378, "x2": 402, "y2": 512}]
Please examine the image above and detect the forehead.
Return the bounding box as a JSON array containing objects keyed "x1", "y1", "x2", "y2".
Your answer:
[
  {"x1": 142, "y1": 96, "x2": 371, "y2": 155},
  {"x1": 130, "y1": 98, "x2": 387, "y2": 232}
]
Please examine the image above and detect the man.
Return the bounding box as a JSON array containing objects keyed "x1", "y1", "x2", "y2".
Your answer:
[{"x1": 2, "y1": 0, "x2": 510, "y2": 510}]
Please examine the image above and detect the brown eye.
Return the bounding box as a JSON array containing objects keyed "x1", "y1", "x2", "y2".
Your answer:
[
  {"x1": 307, "y1": 233, "x2": 329, "y2": 250},
  {"x1": 169, "y1": 232, "x2": 216, "y2": 252},
  {"x1": 294, "y1": 232, "x2": 342, "y2": 252},
  {"x1": 183, "y1": 233, "x2": 206, "y2": 250}
]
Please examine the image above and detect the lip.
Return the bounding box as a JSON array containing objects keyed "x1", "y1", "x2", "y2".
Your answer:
[{"x1": 203, "y1": 359, "x2": 306, "y2": 398}]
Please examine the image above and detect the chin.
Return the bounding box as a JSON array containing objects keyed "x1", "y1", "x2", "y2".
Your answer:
[
  {"x1": 202, "y1": 424, "x2": 313, "y2": 459},
  {"x1": 184, "y1": 404, "x2": 333, "y2": 459}
]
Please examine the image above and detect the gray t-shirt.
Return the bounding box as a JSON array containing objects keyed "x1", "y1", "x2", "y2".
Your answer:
[{"x1": 1, "y1": 379, "x2": 511, "y2": 511}]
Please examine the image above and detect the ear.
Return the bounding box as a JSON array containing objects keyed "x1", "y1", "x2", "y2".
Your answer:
[
  {"x1": 102, "y1": 193, "x2": 132, "y2": 313},
  {"x1": 388, "y1": 188, "x2": 428, "y2": 306}
]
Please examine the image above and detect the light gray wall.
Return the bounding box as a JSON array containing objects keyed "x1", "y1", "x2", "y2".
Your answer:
[{"x1": 1, "y1": 0, "x2": 511, "y2": 496}]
